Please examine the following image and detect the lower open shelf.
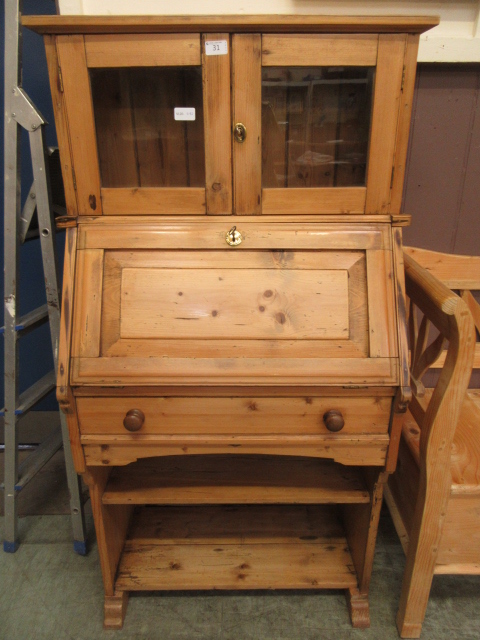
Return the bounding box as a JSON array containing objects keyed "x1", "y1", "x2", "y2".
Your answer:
[
  {"x1": 103, "y1": 455, "x2": 370, "y2": 505},
  {"x1": 115, "y1": 504, "x2": 358, "y2": 591}
]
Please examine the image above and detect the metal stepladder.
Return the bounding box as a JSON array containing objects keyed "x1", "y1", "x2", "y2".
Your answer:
[{"x1": 2, "y1": 0, "x2": 87, "y2": 553}]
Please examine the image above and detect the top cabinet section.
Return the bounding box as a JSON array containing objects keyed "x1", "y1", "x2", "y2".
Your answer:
[{"x1": 30, "y1": 17, "x2": 438, "y2": 216}]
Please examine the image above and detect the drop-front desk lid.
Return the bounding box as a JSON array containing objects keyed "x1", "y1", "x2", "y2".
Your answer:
[{"x1": 70, "y1": 218, "x2": 399, "y2": 387}]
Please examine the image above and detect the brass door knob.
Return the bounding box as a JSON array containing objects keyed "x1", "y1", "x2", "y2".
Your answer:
[
  {"x1": 323, "y1": 410, "x2": 345, "y2": 432},
  {"x1": 123, "y1": 409, "x2": 145, "y2": 432},
  {"x1": 234, "y1": 122, "x2": 247, "y2": 143},
  {"x1": 225, "y1": 226, "x2": 242, "y2": 246}
]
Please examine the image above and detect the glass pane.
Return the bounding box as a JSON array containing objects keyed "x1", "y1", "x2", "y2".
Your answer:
[
  {"x1": 90, "y1": 67, "x2": 205, "y2": 188},
  {"x1": 262, "y1": 67, "x2": 374, "y2": 188}
]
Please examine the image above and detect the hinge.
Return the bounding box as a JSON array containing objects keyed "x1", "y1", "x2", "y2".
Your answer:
[
  {"x1": 72, "y1": 166, "x2": 77, "y2": 191},
  {"x1": 391, "y1": 214, "x2": 411, "y2": 227},
  {"x1": 58, "y1": 65, "x2": 64, "y2": 93},
  {"x1": 56, "y1": 216, "x2": 78, "y2": 229},
  {"x1": 401, "y1": 66, "x2": 406, "y2": 93}
]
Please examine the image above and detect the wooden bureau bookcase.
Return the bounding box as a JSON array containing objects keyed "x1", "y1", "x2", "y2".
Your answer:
[{"x1": 25, "y1": 15, "x2": 438, "y2": 630}]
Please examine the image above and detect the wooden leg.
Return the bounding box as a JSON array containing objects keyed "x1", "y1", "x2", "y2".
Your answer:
[
  {"x1": 104, "y1": 590, "x2": 129, "y2": 630},
  {"x1": 343, "y1": 468, "x2": 385, "y2": 594},
  {"x1": 395, "y1": 470, "x2": 450, "y2": 638},
  {"x1": 395, "y1": 529, "x2": 435, "y2": 640},
  {"x1": 396, "y1": 613, "x2": 422, "y2": 639},
  {"x1": 83, "y1": 467, "x2": 134, "y2": 595},
  {"x1": 346, "y1": 587, "x2": 370, "y2": 628}
]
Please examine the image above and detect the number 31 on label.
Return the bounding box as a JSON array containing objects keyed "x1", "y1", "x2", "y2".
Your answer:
[{"x1": 205, "y1": 40, "x2": 228, "y2": 56}]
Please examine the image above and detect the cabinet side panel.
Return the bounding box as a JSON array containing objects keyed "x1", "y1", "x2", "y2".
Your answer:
[
  {"x1": 233, "y1": 34, "x2": 262, "y2": 214},
  {"x1": 365, "y1": 34, "x2": 406, "y2": 214},
  {"x1": 44, "y1": 35, "x2": 78, "y2": 217},
  {"x1": 390, "y1": 35, "x2": 420, "y2": 214},
  {"x1": 56, "y1": 35, "x2": 102, "y2": 214},
  {"x1": 57, "y1": 227, "x2": 77, "y2": 404}
]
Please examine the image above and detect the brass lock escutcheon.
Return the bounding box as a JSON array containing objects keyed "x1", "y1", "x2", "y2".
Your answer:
[
  {"x1": 234, "y1": 122, "x2": 247, "y2": 143},
  {"x1": 225, "y1": 226, "x2": 242, "y2": 247}
]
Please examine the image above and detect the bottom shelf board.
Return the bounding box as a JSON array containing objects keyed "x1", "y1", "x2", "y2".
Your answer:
[{"x1": 115, "y1": 504, "x2": 358, "y2": 591}]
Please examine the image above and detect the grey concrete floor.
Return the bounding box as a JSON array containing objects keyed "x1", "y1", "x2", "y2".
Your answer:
[{"x1": 1, "y1": 507, "x2": 480, "y2": 640}]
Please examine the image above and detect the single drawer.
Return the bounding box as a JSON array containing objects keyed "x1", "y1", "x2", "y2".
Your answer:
[
  {"x1": 77, "y1": 395, "x2": 391, "y2": 436},
  {"x1": 78, "y1": 395, "x2": 392, "y2": 467}
]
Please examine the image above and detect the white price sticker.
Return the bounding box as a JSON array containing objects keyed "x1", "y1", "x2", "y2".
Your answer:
[
  {"x1": 205, "y1": 40, "x2": 228, "y2": 56},
  {"x1": 174, "y1": 108, "x2": 196, "y2": 121}
]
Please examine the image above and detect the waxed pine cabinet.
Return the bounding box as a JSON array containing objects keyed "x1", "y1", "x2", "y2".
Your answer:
[{"x1": 24, "y1": 14, "x2": 438, "y2": 630}]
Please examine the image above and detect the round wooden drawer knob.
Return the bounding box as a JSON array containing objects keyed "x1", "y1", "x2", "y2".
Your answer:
[
  {"x1": 123, "y1": 409, "x2": 145, "y2": 432},
  {"x1": 323, "y1": 410, "x2": 345, "y2": 432}
]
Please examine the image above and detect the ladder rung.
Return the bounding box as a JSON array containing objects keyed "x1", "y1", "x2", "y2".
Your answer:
[
  {"x1": 17, "y1": 304, "x2": 49, "y2": 333},
  {"x1": 0, "y1": 444, "x2": 37, "y2": 451},
  {"x1": 15, "y1": 371, "x2": 56, "y2": 416},
  {"x1": 0, "y1": 428, "x2": 63, "y2": 492},
  {"x1": 0, "y1": 304, "x2": 49, "y2": 335}
]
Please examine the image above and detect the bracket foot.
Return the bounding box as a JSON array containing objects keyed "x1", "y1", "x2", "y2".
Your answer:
[
  {"x1": 104, "y1": 590, "x2": 129, "y2": 630},
  {"x1": 346, "y1": 587, "x2": 370, "y2": 628}
]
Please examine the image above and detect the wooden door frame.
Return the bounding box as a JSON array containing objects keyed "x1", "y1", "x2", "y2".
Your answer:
[
  {"x1": 233, "y1": 33, "x2": 408, "y2": 215},
  {"x1": 55, "y1": 33, "x2": 233, "y2": 215}
]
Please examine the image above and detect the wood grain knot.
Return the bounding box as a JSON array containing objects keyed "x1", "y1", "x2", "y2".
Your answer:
[{"x1": 276, "y1": 312, "x2": 286, "y2": 324}]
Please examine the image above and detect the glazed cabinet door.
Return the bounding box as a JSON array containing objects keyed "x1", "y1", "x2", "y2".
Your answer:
[
  {"x1": 54, "y1": 32, "x2": 409, "y2": 217},
  {"x1": 55, "y1": 33, "x2": 232, "y2": 215},
  {"x1": 70, "y1": 220, "x2": 398, "y2": 387},
  {"x1": 233, "y1": 33, "x2": 407, "y2": 214}
]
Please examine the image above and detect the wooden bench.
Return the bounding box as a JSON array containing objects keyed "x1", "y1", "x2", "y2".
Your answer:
[{"x1": 385, "y1": 247, "x2": 480, "y2": 638}]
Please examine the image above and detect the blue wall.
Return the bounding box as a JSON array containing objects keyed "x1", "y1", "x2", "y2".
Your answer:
[{"x1": 1, "y1": 0, "x2": 61, "y2": 410}]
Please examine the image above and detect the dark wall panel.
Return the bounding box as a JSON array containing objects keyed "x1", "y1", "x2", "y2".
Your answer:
[
  {"x1": 402, "y1": 64, "x2": 480, "y2": 256},
  {"x1": 453, "y1": 79, "x2": 480, "y2": 255}
]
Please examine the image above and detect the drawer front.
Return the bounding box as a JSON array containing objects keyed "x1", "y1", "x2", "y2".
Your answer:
[
  {"x1": 77, "y1": 395, "x2": 391, "y2": 436},
  {"x1": 78, "y1": 395, "x2": 391, "y2": 467},
  {"x1": 71, "y1": 220, "x2": 398, "y2": 387}
]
